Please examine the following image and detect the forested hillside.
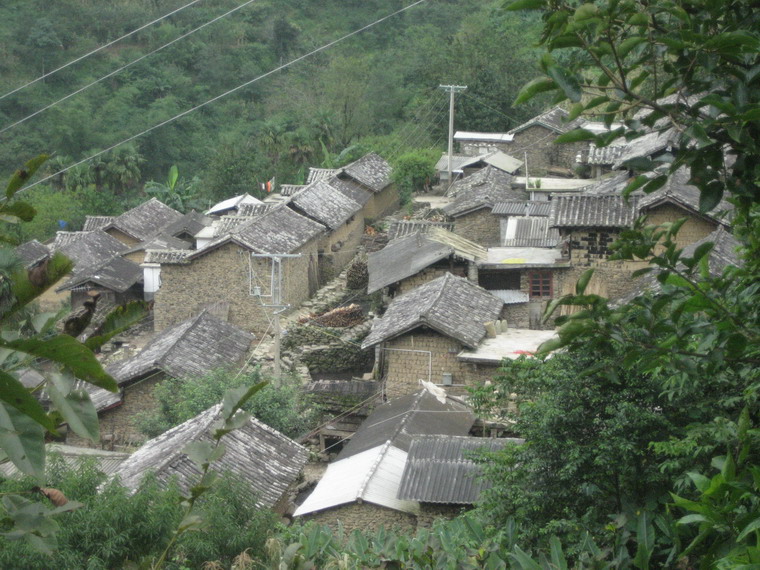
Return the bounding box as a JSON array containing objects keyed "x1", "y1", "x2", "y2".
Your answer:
[{"x1": 0, "y1": 0, "x2": 544, "y2": 239}]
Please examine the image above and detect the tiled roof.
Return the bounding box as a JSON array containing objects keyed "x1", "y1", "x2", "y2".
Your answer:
[
  {"x1": 289, "y1": 179, "x2": 362, "y2": 230},
  {"x1": 206, "y1": 194, "x2": 262, "y2": 216},
  {"x1": 161, "y1": 210, "x2": 213, "y2": 238},
  {"x1": 58, "y1": 255, "x2": 142, "y2": 293},
  {"x1": 579, "y1": 171, "x2": 632, "y2": 195},
  {"x1": 0, "y1": 444, "x2": 129, "y2": 479},
  {"x1": 397, "y1": 435, "x2": 521, "y2": 504},
  {"x1": 612, "y1": 128, "x2": 678, "y2": 169},
  {"x1": 362, "y1": 273, "x2": 503, "y2": 349},
  {"x1": 340, "y1": 153, "x2": 392, "y2": 192},
  {"x1": 435, "y1": 151, "x2": 522, "y2": 175},
  {"x1": 492, "y1": 201, "x2": 552, "y2": 217},
  {"x1": 82, "y1": 216, "x2": 115, "y2": 231},
  {"x1": 279, "y1": 184, "x2": 305, "y2": 197},
  {"x1": 105, "y1": 198, "x2": 183, "y2": 241},
  {"x1": 509, "y1": 106, "x2": 584, "y2": 135},
  {"x1": 15, "y1": 240, "x2": 49, "y2": 268},
  {"x1": 52, "y1": 230, "x2": 127, "y2": 269},
  {"x1": 443, "y1": 167, "x2": 525, "y2": 217},
  {"x1": 325, "y1": 175, "x2": 372, "y2": 207},
  {"x1": 191, "y1": 205, "x2": 325, "y2": 257},
  {"x1": 106, "y1": 311, "x2": 253, "y2": 385},
  {"x1": 585, "y1": 142, "x2": 626, "y2": 165},
  {"x1": 123, "y1": 234, "x2": 190, "y2": 255},
  {"x1": 549, "y1": 194, "x2": 639, "y2": 228},
  {"x1": 110, "y1": 403, "x2": 308, "y2": 507},
  {"x1": 236, "y1": 203, "x2": 277, "y2": 217},
  {"x1": 143, "y1": 249, "x2": 192, "y2": 265},
  {"x1": 306, "y1": 167, "x2": 339, "y2": 184},
  {"x1": 387, "y1": 220, "x2": 455, "y2": 241},
  {"x1": 368, "y1": 229, "x2": 485, "y2": 293}
]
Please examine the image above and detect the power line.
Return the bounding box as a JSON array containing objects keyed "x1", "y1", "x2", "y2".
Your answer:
[
  {"x1": 0, "y1": 0, "x2": 206, "y2": 102},
  {"x1": 0, "y1": 0, "x2": 259, "y2": 135},
  {"x1": 460, "y1": 90, "x2": 524, "y2": 126},
  {"x1": 21, "y1": 0, "x2": 431, "y2": 193}
]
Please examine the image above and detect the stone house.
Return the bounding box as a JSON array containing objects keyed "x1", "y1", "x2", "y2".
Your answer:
[
  {"x1": 85, "y1": 198, "x2": 183, "y2": 247},
  {"x1": 507, "y1": 107, "x2": 585, "y2": 176},
  {"x1": 294, "y1": 386, "x2": 478, "y2": 532},
  {"x1": 362, "y1": 273, "x2": 503, "y2": 399},
  {"x1": 57, "y1": 254, "x2": 144, "y2": 309},
  {"x1": 68, "y1": 311, "x2": 253, "y2": 448},
  {"x1": 548, "y1": 193, "x2": 645, "y2": 304},
  {"x1": 109, "y1": 403, "x2": 308, "y2": 513},
  {"x1": 435, "y1": 150, "x2": 523, "y2": 184},
  {"x1": 443, "y1": 166, "x2": 527, "y2": 247},
  {"x1": 153, "y1": 204, "x2": 324, "y2": 334},
  {"x1": 335, "y1": 153, "x2": 398, "y2": 220},
  {"x1": 287, "y1": 179, "x2": 364, "y2": 284},
  {"x1": 491, "y1": 201, "x2": 558, "y2": 248},
  {"x1": 205, "y1": 193, "x2": 263, "y2": 217},
  {"x1": 367, "y1": 228, "x2": 485, "y2": 297}
]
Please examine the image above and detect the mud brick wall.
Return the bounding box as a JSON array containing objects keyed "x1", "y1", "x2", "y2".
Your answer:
[
  {"x1": 509, "y1": 125, "x2": 586, "y2": 176},
  {"x1": 644, "y1": 205, "x2": 718, "y2": 250},
  {"x1": 317, "y1": 215, "x2": 364, "y2": 285},
  {"x1": 452, "y1": 210, "x2": 501, "y2": 247},
  {"x1": 364, "y1": 185, "x2": 400, "y2": 221}
]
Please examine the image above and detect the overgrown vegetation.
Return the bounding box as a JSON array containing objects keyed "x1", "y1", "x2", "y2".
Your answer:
[{"x1": 134, "y1": 368, "x2": 320, "y2": 440}]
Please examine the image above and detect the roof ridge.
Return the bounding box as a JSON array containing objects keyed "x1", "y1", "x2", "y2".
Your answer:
[
  {"x1": 155, "y1": 311, "x2": 207, "y2": 369},
  {"x1": 420, "y1": 273, "x2": 453, "y2": 321},
  {"x1": 356, "y1": 440, "x2": 393, "y2": 499}
]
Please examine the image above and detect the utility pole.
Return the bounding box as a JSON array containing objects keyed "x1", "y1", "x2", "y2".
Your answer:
[
  {"x1": 250, "y1": 252, "x2": 301, "y2": 382},
  {"x1": 439, "y1": 84, "x2": 467, "y2": 187}
]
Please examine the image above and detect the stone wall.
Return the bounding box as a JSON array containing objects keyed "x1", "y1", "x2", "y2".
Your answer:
[
  {"x1": 644, "y1": 204, "x2": 718, "y2": 250},
  {"x1": 154, "y1": 240, "x2": 318, "y2": 334},
  {"x1": 509, "y1": 125, "x2": 586, "y2": 176},
  {"x1": 452, "y1": 209, "x2": 501, "y2": 247},
  {"x1": 284, "y1": 321, "x2": 374, "y2": 374},
  {"x1": 566, "y1": 228, "x2": 621, "y2": 266},
  {"x1": 416, "y1": 504, "x2": 466, "y2": 529},
  {"x1": 304, "y1": 502, "x2": 417, "y2": 534},
  {"x1": 317, "y1": 216, "x2": 364, "y2": 286},
  {"x1": 396, "y1": 264, "x2": 468, "y2": 295},
  {"x1": 382, "y1": 332, "x2": 494, "y2": 399}
]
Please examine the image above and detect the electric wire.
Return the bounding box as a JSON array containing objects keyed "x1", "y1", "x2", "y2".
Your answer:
[
  {"x1": 0, "y1": 0, "x2": 206, "y2": 102},
  {"x1": 20, "y1": 0, "x2": 431, "y2": 193},
  {"x1": 0, "y1": 0, "x2": 259, "y2": 135}
]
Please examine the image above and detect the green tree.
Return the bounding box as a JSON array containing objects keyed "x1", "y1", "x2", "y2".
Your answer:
[{"x1": 391, "y1": 149, "x2": 437, "y2": 205}]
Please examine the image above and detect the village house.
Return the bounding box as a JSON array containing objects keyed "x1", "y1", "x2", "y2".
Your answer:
[
  {"x1": 333, "y1": 153, "x2": 398, "y2": 220},
  {"x1": 443, "y1": 166, "x2": 527, "y2": 247},
  {"x1": 109, "y1": 403, "x2": 309, "y2": 513},
  {"x1": 367, "y1": 228, "x2": 485, "y2": 297},
  {"x1": 362, "y1": 273, "x2": 503, "y2": 399},
  {"x1": 435, "y1": 149, "x2": 523, "y2": 185},
  {"x1": 152, "y1": 204, "x2": 324, "y2": 334},
  {"x1": 205, "y1": 193, "x2": 263, "y2": 217},
  {"x1": 67, "y1": 311, "x2": 252, "y2": 448},
  {"x1": 491, "y1": 200, "x2": 558, "y2": 247},
  {"x1": 57, "y1": 254, "x2": 143, "y2": 310},
  {"x1": 454, "y1": 131, "x2": 515, "y2": 156},
  {"x1": 84, "y1": 198, "x2": 183, "y2": 247},
  {"x1": 295, "y1": 386, "x2": 482, "y2": 531},
  {"x1": 287, "y1": 178, "x2": 364, "y2": 284}
]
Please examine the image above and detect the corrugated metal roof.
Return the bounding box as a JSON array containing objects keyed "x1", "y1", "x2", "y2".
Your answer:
[
  {"x1": 483, "y1": 151, "x2": 523, "y2": 174},
  {"x1": 206, "y1": 194, "x2": 262, "y2": 216},
  {"x1": 502, "y1": 217, "x2": 561, "y2": 248},
  {"x1": 294, "y1": 443, "x2": 419, "y2": 516},
  {"x1": 111, "y1": 404, "x2": 308, "y2": 507},
  {"x1": 339, "y1": 388, "x2": 475, "y2": 460},
  {"x1": 549, "y1": 195, "x2": 639, "y2": 228},
  {"x1": 492, "y1": 201, "x2": 552, "y2": 217},
  {"x1": 397, "y1": 436, "x2": 521, "y2": 503},
  {"x1": 387, "y1": 220, "x2": 455, "y2": 240},
  {"x1": 455, "y1": 131, "x2": 514, "y2": 143},
  {"x1": 362, "y1": 273, "x2": 503, "y2": 349},
  {"x1": 458, "y1": 329, "x2": 559, "y2": 364},
  {"x1": 489, "y1": 289, "x2": 530, "y2": 304},
  {"x1": 0, "y1": 444, "x2": 129, "y2": 479}
]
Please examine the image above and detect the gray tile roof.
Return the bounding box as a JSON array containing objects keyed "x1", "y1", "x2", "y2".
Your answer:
[
  {"x1": 585, "y1": 142, "x2": 626, "y2": 165},
  {"x1": 637, "y1": 167, "x2": 733, "y2": 224},
  {"x1": 435, "y1": 151, "x2": 523, "y2": 175},
  {"x1": 306, "y1": 167, "x2": 340, "y2": 184},
  {"x1": 338, "y1": 388, "x2": 475, "y2": 460},
  {"x1": 502, "y1": 217, "x2": 561, "y2": 248},
  {"x1": 549, "y1": 194, "x2": 640, "y2": 228},
  {"x1": 123, "y1": 234, "x2": 191, "y2": 255},
  {"x1": 106, "y1": 311, "x2": 253, "y2": 385},
  {"x1": 445, "y1": 165, "x2": 517, "y2": 199},
  {"x1": 612, "y1": 128, "x2": 678, "y2": 169},
  {"x1": 443, "y1": 168, "x2": 525, "y2": 218},
  {"x1": 397, "y1": 435, "x2": 521, "y2": 504},
  {"x1": 59, "y1": 255, "x2": 143, "y2": 293},
  {"x1": 340, "y1": 153, "x2": 392, "y2": 192},
  {"x1": 279, "y1": 184, "x2": 305, "y2": 197},
  {"x1": 236, "y1": 203, "x2": 277, "y2": 217},
  {"x1": 104, "y1": 198, "x2": 183, "y2": 241},
  {"x1": 326, "y1": 175, "x2": 372, "y2": 207},
  {"x1": 492, "y1": 201, "x2": 552, "y2": 217},
  {"x1": 579, "y1": 171, "x2": 632, "y2": 195},
  {"x1": 509, "y1": 106, "x2": 584, "y2": 135},
  {"x1": 143, "y1": 249, "x2": 192, "y2": 265},
  {"x1": 615, "y1": 227, "x2": 742, "y2": 304},
  {"x1": 368, "y1": 230, "x2": 486, "y2": 293},
  {"x1": 0, "y1": 444, "x2": 129, "y2": 479},
  {"x1": 362, "y1": 273, "x2": 503, "y2": 349},
  {"x1": 387, "y1": 220, "x2": 455, "y2": 241},
  {"x1": 161, "y1": 210, "x2": 213, "y2": 238},
  {"x1": 289, "y1": 179, "x2": 362, "y2": 230},
  {"x1": 52, "y1": 230, "x2": 128, "y2": 269},
  {"x1": 191, "y1": 205, "x2": 325, "y2": 257},
  {"x1": 15, "y1": 240, "x2": 49, "y2": 268},
  {"x1": 110, "y1": 403, "x2": 308, "y2": 507},
  {"x1": 82, "y1": 216, "x2": 116, "y2": 232}
]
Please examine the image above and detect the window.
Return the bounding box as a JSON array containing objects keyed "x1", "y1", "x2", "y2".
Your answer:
[{"x1": 529, "y1": 271, "x2": 553, "y2": 299}]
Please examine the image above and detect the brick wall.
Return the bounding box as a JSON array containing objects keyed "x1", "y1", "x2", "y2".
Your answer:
[
  {"x1": 154, "y1": 240, "x2": 318, "y2": 335},
  {"x1": 566, "y1": 228, "x2": 621, "y2": 266},
  {"x1": 304, "y1": 502, "x2": 417, "y2": 534},
  {"x1": 383, "y1": 332, "x2": 495, "y2": 399},
  {"x1": 452, "y1": 209, "x2": 501, "y2": 247},
  {"x1": 317, "y1": 215, "x2": 364, "y2": 285},
  {"x1": 509, "y1": 126, "x2": 585, "y2": 176},
  {"x1": 644, "y1": 204, "x2": 718, "y2": 250}
]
